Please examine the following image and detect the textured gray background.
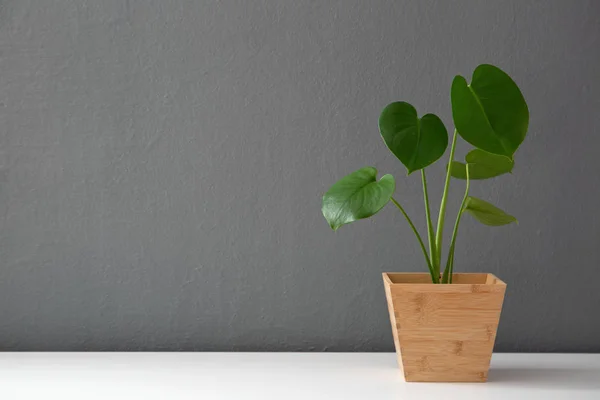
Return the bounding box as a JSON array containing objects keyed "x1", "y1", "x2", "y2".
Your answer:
[{"x1": 0, "y1": 0, "x2": 599, "y2": 352}]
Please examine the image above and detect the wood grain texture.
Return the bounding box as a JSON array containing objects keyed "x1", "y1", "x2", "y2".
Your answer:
[{"x1": 383, "y1": 273, "x2": 506, "y2": 382}]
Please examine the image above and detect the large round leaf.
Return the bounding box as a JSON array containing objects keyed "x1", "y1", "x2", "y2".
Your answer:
[
  {"x1": 463, "y1": 196, "x2": 517, "y2": 226},
  {"x1": 451, "y1": 64, "x2": 529, "y2": 158},
  {"x1": 322, "y1": 167, "x2": 395, "y2": 231},
  {"x1": 379, "y1": 102, "x2": 448, "y2": 174},
  {"x1": 450, "y1": 149, "x2": 514, "y2": 180}
]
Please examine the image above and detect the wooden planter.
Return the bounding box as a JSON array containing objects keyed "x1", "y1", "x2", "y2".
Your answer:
[{"x1": 383, "y1": 273, "x2": 506, "y2": 382}]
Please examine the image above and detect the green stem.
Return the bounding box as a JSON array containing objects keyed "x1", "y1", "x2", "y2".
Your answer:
[
  {"x1": 434, "y1": 129, "x2": 458, "y2": 276},
  {"x1": 421, "y1": 170, "x2": 436, "y2": 268},
  {"x1": 391, "y1": 197, "x2": 437, "y2": 283},
  {"x1": 442, "y1": 164, "x2": 470, "y2": 284}
]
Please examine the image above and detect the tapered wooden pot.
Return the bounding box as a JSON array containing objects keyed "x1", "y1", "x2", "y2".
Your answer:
[{"x1": 383, "y1": 273, "x2": 506, "y2": 382}]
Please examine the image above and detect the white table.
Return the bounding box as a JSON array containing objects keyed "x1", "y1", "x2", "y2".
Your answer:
[{"x1": 1, "y1": 353, "x2": 598, "y2": 399}]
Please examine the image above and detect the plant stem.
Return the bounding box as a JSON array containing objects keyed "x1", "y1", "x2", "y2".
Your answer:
[
  {"x1": 434, "y1": 128, "x2": 458, "y2": 277},
  {"x1": 390, "y1": 197, "x2": 437, "y2": 283},
  {"x1": 421, "y1": 170, "x2": 436, "y2": 269},
  {"x1": 442, "y1": 164, "x2": 470, "y2": 284}
]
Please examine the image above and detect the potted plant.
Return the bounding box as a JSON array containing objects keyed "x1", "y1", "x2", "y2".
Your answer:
[{"x1": 321, "y1": 64, "x2": 528, "y2": 382}]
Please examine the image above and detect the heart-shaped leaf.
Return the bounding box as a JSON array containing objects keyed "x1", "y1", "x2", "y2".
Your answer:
[
  {"x1": 322, "y1": 167, "x2": 395, "y2": 231},
  {"x1": 450, "y1": 149, "x2": 514, "y2": 180},
  {"x1": 451, "y1": 64, "x2": 529, "y2": 158},
  {"x1": 379, "y1": 102, "x2": 448, "y2": 174},
  {"x1": 463, "y1": 196, "x2": 517, "y2": 226}
]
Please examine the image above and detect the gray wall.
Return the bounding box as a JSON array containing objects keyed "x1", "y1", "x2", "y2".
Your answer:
[{"x1": 0, "y1": 0, "x2": 599, "y2": 352}]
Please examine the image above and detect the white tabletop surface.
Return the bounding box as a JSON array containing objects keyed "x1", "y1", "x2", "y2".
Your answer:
[{"x1": 0, "y1": 352, "x2": 598, "y2": 399}]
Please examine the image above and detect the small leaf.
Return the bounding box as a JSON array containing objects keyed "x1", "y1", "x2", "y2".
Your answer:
[
  {"x1": 451, "y1": 64, "x2": 529, "y2": 158},
  {"x1": 322, "y1": 167, "x2": 395, "y2": 231},
  {"x1": 463, "y1": 196, "x2": 517, "y2": 226},
  {"x1": 450, "y1": 149, "x2": 514, "y2": 180},
  {"x1": 379, "y1": 102, "x2": 448, "y2": 174}
]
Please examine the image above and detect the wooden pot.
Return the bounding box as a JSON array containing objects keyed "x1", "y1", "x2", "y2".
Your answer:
[{"x1": 382, "y1": 273, "x2": 506, "y2": 382}]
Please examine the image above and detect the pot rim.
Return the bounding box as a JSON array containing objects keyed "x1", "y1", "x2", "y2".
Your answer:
[{"x1": 383, "y1": 272, "x2": 505, "y2": 286}]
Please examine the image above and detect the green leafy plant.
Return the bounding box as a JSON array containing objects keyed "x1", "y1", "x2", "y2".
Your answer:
[{"x1": 321, "y1": 64, "x2": 528, "y2": 283}]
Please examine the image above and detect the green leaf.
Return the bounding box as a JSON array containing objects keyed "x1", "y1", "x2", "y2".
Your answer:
[
  {"x1": 379, "y1": 102, "x2": 448, "y2": 174},
  {"x1": 322, "y1": 167, "x2": 395, "y2": 231},
  {"x1": 450, "y1": 149, "x2": 514, "y2": 180},
  {"x1": 463, "y1": 196, "x2": 517, "y2": 226},
  {"x1": 451, "y1": 64, "x2": 529, "y2": 158}
]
